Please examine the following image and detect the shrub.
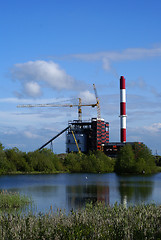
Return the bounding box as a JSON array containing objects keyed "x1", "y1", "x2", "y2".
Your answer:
[
  {"x1": 0, "y1": 144, "x2": 13, "y2": 174},
  {"x1": 115, "y1": 143, "x2": 157, "y2": 174},
  {"x1": 115, "y1": 144, "x2": 135, "y2": 174},
  {"x1": 0, "y1": 190, "x2": 31, "y2": 209},
  {"x1": 5, "y1": 148, "x2": 29, "y2": 172},
  {"x1": 26, "y1": 149, "x2": 56, "y2": 173},
  {"x1": 64, "y1": 151, "x2": 115, "y2": 173},
  {"x1": 133, "y1": 143, "x2": 157, "y2": 174},
  {"x1": 64, "y1": 152, "x2": 82, "y2": 172}
]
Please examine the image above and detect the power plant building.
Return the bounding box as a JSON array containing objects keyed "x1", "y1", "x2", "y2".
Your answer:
[
  {"x1": 66, "y1": 76, "x2": 134, "y2": 157},
  {"x1": 66, "y1": 118, "x2": 109, "y2": 153},
  {"x1": 18, "y1": 75, "x2": 139, "y2": 157}
]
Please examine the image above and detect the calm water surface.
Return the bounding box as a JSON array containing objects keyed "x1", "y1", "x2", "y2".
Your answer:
[{"x1": 0, "y1": 173, "x2": 161, "y2": 213}]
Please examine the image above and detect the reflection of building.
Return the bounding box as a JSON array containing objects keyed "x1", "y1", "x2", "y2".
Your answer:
[
  {"x1": 66, "y1": 184, "x2": 109, "y2": 210},
  {"x1": 118, "y1": 180, "x2": 153, "y2": 205},
  {"x1": 97, "y1": 185, "x2": 109, "y2": 204}
]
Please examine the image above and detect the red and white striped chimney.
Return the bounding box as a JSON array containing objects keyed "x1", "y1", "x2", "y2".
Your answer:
[{"x1": 120, "y1": 76, "x2": 126, "y2": 143}]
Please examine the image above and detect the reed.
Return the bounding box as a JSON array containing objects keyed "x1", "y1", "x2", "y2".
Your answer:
[
  {"x1": 0, "y1": 202, "x2": 161, "y2": 239},
  {"x1": 0, "y1": 190, "x2": 31, "y2": 209}
]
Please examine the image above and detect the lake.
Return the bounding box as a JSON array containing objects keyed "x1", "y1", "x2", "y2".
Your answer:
[{"x1": 0, "y1": 173, "x2": 161, "y2": 213}]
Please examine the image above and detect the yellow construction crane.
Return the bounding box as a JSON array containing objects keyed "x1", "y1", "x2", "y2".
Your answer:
[
  {"x1": 17, "y1": 84, "x2": 101, "y2": 120},
  {"x1": 17, "y1": 84, "x2": 101, "y2": 152},
  {"x1": 71, "y1": 130, "x2": 81, "y2": 154},
  {"x1": 17, "y1": 98, "x2": 97, "y2": 121},
  {"x1": 93, "y1": 84, "x2": 101, "y2": 119}
]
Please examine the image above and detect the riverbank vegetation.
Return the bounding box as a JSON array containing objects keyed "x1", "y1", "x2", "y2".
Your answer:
[
  {"x1": 0, "y1": 202, "x2": 161, "y2": 239},
  {"x1": 0, "y1": 142, "x2": 159, "y2": 175},
  {"x1": 0, "y1": 143, "x2": 114, "y2": 174},
  {"x1": 64, "y1": 150, "x2": 115, "y2": 173},
  {"x1": 0, "y1": 190, "x2": 31, "y2": 209}
]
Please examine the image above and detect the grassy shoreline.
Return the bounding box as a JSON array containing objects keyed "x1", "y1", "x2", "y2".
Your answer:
[
  {"x1": 0, "y1": 170, "x2": 68, "y2": 175},
  {"x1": 0, "y1": 190, "x2": 32, "y2": 210},
  {"x1": 0, "y1": 165, "x2": 161, "y2": 176}
]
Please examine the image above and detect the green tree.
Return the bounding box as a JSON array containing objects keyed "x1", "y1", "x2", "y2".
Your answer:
[
  {"x1": 115, "y1": 144, "x2": 135, "y2": 173},
  {"x1": 135, "y1": 157, "x2": 147, "y2": 173},
  {"x1": 26, "y1": 149, "x2": 56, "y2": 173},
  {"x1": 133, "y1": 143, "x2": 157, "y2": 174},
  {"x1": 51, "y1": 154, "x2": 64, "y2": 171},
  {"x1": 5, "y1": 148, "x2": 29, "y2": 172},
  {"x1": 0, "y1": 143, "x2": 10, "y2": 174},
  {"x1": 64, "y1": 151, "x2": 115, "y2": 173},
  {"x1": 94, "y1": 151, "x2": 115, "y2": 173},
  {"x1": 115, "y1": 143, "x2": 157, "y2": 174},
  {"x1": 64, "y1": 152, "x2": 82, "y2": 172},
  {"x1": 81, "y1": 153, "x2": 96, "y2": 173},
  {"x1": 25, "y1": 151, "x2": 39, "y2": 171}
]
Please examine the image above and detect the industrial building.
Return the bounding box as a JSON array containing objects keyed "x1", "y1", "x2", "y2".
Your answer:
[
  {"x1": 66, "y1": 76, "x2": 128, "y2": 157},
  {"x1": 18, "y1": 76, "x2": 137, "y2": 157},
  {"x1": 66, "y1": 118, "x2": 109, "y2": 153}
]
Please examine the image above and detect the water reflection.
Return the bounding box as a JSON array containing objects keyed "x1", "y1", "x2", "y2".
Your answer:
[
  {"x1": 66, "y1": 184, "x2": 109, "y2": 210},
  {"x1": 118, "y1": 178, "x2": 153, "y2": 206},
  {"x1": 9, "y1": 185, "x2": 58, "y2": 197},
  {"x1": 0, "y1": 173, "x2": 160, "y2": 213},
  {"x1": 6, "y1": 185, "x2": 60, "y2": 213}
]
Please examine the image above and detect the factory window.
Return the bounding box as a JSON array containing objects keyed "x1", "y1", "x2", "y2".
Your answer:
[
  {"x1": 68, "y1": 140, "x2": 70, "y2": 143},
  {"x1": 77, "y1": 140, "x2": 80, "y2": 143}
]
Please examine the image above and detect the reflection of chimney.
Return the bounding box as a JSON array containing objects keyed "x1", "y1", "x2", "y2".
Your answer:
[
  {"x1": 120, "y1": 76, "x2": 126, "y2": 143},
  {"x1": 97, "y1": 185, "x2": 109, "y2": 205},
  {"x1": 123, "y1": 195, "x2": 127, "y2": 208}
]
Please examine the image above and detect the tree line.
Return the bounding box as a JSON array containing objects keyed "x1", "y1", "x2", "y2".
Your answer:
[
  {"x1": 0, "y1": 143, "x2": 114, "y2": 174},
  {"x1": 0, "y1": 142, "x2": 159, "y2": 174}
]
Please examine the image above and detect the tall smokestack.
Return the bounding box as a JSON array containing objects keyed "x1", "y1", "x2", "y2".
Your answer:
[{"x1": 120, "y1": 76, "x2": 126, "y2": 143}]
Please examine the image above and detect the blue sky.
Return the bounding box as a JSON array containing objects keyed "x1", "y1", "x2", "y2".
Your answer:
[{"x1": 0, "y1": 0, "x2": 161, "y2": 154}]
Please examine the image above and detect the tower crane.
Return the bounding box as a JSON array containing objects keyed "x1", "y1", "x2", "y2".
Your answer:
[
  {"x1": 17, "y1": 98, "x2": 97, "y2": 121},
  {"x1": 93, "y1": 84, "x2": 101, "y2": 119},
  {"x1": 17, "y1": 84, "x2": 101, "y2": 120},
  {"x1": 17, "y1": 84, "x2": 101, "y2": 151}
]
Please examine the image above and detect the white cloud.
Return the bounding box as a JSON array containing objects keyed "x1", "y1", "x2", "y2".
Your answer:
[
  {"x1": 24, "y1": 81, "x2": 42, "y2": 97},
  {"x1": 151, "y1": 87, "x2": 161, "y2": 98},
  {"x1": 71, "y1": 46, "x2": 161, "y2": 72},
  {"x1": 0, "y1": 98, "x2": 20, "y2": 103},
  {"x1": 79, "y1": 90, "x2": 96, "y2": 104},
  {"x1": 127, "y1": 78, "x2": 147, "y2": 89},
  {"x1": 0, "y1": 97, "x2": 70, "y2": 104},
  {"x1": 144, "y1": 122, "x2": 161, "y2": 134},
  {"x1": 102, "y1": 58, "x2": 111, "y2": 71},
  {"x1": 24, "y1": 131, "x2": 40, "y2": 139},
  {"x1": 11, "y1": 60, "x2": 75, "y2": 97},
  {"x1": 72, "y1": 46, "x2": 161, "y2": 62}
]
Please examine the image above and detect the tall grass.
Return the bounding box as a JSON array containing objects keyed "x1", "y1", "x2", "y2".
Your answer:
[
  {"x1": 0, "y1": 202, "x2": 161, "y2": 239},
  {"x1": 0, "y1": 190, "x2": 31, "y2": 209}
]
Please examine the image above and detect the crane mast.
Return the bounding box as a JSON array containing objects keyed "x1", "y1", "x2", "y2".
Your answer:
[
  {"x1": 17, "y1": 99, "x2": 97, "y2": 121},
  {"x1": 93, "y1": 84, "x2": 101, "y2": 119},
  {"x1": 78, "y1": 98, "x2": 82, "y2": 121},
  {"x1": 17, "y1": 83, "x2": 102, "y2": 151}
]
